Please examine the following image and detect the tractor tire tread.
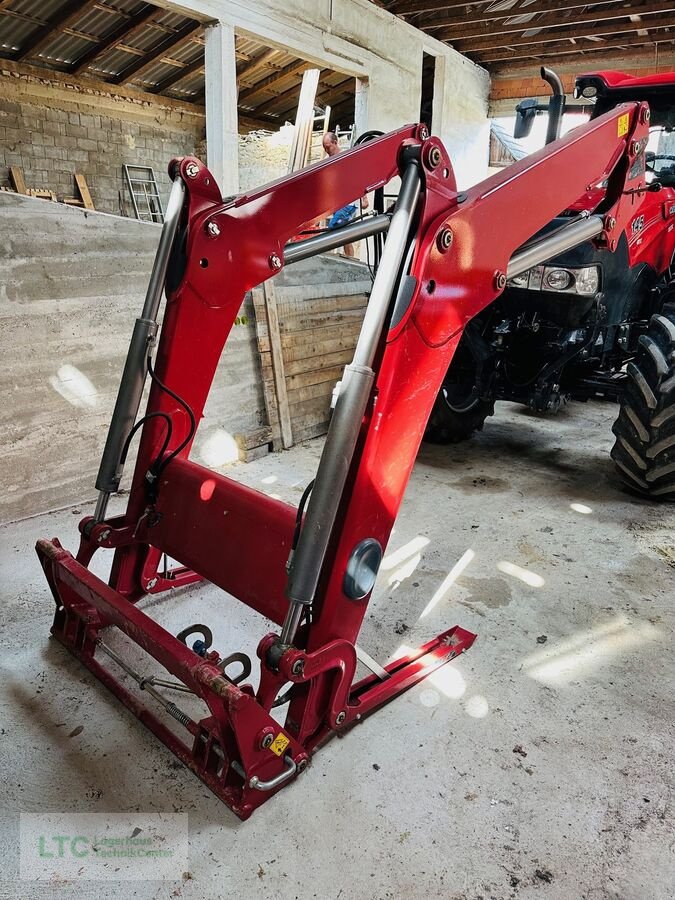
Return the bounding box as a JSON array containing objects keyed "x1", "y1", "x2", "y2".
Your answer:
[{"x1": 611, "y1": 310, "x2": 675, "y2": 499}]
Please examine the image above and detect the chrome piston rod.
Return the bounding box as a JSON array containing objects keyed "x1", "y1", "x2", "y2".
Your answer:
[
  {"x1": 507, "y1": 213, "x2": 604, "y2": 279},
  {"x1": 280, "y1": 162, "x2": 422, "y2": 646},
  {"x1": 283, "y1": 214, "x2": 390, "y2": 265},
  {"x1": 93, "y1": 175, "x2": 186, "y2": 522}
]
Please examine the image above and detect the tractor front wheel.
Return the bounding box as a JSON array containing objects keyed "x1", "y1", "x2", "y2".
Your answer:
[
  {"x1": 424, "y1": 338, "x2": 494, "y2": 444},
  {"x1": 611, "y1": 309, "x2": 675, "y2": 499}
]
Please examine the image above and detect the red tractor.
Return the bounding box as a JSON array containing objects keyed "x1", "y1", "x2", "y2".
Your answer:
[{"x1": 425, "y1": 69, "x2": 675, "y2": 499}]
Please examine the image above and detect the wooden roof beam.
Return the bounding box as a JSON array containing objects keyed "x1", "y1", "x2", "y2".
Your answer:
[
  {"x1": 490, "y1": 44, "x2": 675, "y2": 75},
  {"x1": 15, "y1": 0, "x2": 93, "y2": 61},
  {"x1": 389, "y1": 0, "x2": 492, "y2": 13},
  {"x1": 404, "y1": 0, "x2": 628, "y2": 22},
  {"x1": 70, "y1": 3, "x2": 157, "y2": 75},
  {"x1": 453, "y1": 13, "x2": 675, "y2": 53},
  {"x1": 113, "y1": 21, "x2": 201, "y2": 85},
  {"x1": 476, "y1": 32, "x2": 675, "y2": 64},
  {"x1": 237, "y1": 48, "x2": 281, "y2": 82},
  {"x1": 437, "y1": 1, "x2": 675, "y2": 42},
  {"x1": 238, "y1": 60, "x2": 310, "y2": 103},
  {"x1": 151, "y1": 53, "x2": 204, "y2": 93}
]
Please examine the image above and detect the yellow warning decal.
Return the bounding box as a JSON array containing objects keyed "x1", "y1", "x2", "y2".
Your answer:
[
  {"x1": 617, "y1": 113, "x2": 630, "y2": 137},
  {"x1": 269, "y1": 733, "x2": 290, "y2": 757}
]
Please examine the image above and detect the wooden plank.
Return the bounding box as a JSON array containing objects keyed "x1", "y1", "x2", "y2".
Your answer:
[
  {"x1": 256, "y1": 321, "x2": 363, "y2": 358},
  {"x1": 263, "y1": 280, "x2": 293, "y2": 449},
  {"x1": 293, "y1": 419, "x2": 330, "y2": 444},
  {"x1": 255, "y1": 307, "x2": 366, "y2": 339},
  {"x1": 261, "y1": 364, "x2": 346, "y2": 394},
  {"x1": 74, "y1": 173, "x2": 95, "y2": 210},
  {"x1": 8, "y1": 166, "x2": 27, "y2": 195},
  {"x1": 260, "y1": 348, "x2": 353, "y2": 378},
  {"x1": 275, "y1": 291, "x2": 368, "y2": 313},
  {"x1": 288, "y1": 380, "x2": 334, "y2": 405}
]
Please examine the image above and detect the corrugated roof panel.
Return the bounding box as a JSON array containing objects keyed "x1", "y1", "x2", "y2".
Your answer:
[
  {"x1": 152, "y1": 9, "x2": 197, "y2": 29},
  {"x1": 0, "y1": 16, "x2": 39, "y2": 53},
  {"x1": 34, "y1": 34, "x2": 93, "y2": 66},
  {"x1": 8, "y1": 0, "x2": 64, "y2": 18},
  {"x1": 89, "y1": 45, "x2": 137, "y2": 77},
  {"x1": 72, "y1": 5, "x2": 134, "y2": 36}
]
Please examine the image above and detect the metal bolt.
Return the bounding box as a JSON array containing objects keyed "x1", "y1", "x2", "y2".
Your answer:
[
  {"x1": 631, "y1": 140, "x2": 641, "y2": 156},
  {"x1": 604, "y1": 216, "x2": 616, "y2": 231},
  {"x1": 185, "y1": 161, "x2": 199, "y2": 178},
  {"x1": 269, "y1": 253, "x2": 282, "y2": 270},
  {"x1": 97, "y1": 529, "x2": 110, "y2": 543},
  {"x1": 206, "y1": 221, "x2": 220, "y2": 237},
  {"x1": 296, "y1": 759, "x2": 308, "y2": 774},
  {"x1": 260, "y1": 733, "x2": 274, "y2": 749},
  {"x1": 291, "y1": 658, "x2": 304, "y2": 676},
  {"x1": 335, "y1": 711, "x2": 346, "y2": 726},
  {"x1": 641, "y1": 107, "x2": 650, "y2": 124},
  {"x1": 437, "y1": 227, "x2": 453, "y2": 252},
  {"x1": 418, "y1": 125, "x2": 429, "y2": 140},
  {"x1": 426, "y1": 145, "x2": 442, "y2": 169},
  {"x1": 493, "y1": 271, "x2": 507, "y2": 291},
  {"x1": 146, "y1": 578, "x2": 157, "y2": 590}
]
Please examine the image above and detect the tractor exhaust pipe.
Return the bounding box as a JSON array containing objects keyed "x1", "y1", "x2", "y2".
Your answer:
[{"x1": 541, "y1": 67, "x2": 565, "y2": 145}]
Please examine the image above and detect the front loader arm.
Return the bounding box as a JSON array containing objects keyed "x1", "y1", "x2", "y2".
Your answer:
[{"x1": 36, "y1": 101, "x2": 650, "y2": 818}]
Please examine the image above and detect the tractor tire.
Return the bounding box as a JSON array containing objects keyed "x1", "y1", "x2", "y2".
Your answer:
[
  {"x1": 611, "y1": 308, "x2": 675, "y2": 499},
  {"x1": 424, "y1": 393, "x2": 494, "y2": 444}
]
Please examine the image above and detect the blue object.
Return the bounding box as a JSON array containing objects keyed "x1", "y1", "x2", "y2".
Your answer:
[
  {"x1": 192, "y1": 639, "x2": 207, "y2": 657},
  {"x1": 328, "y1": 204, "x2": 357, "y2": 229}
]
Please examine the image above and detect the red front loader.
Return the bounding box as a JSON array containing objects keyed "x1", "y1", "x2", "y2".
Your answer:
[{"x1": 38, "y1": 97, "x2": 654, "y2": 818}]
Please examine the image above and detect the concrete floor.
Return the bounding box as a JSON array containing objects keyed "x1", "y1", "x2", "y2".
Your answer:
[{"x1": 1, "y1": 400, "x2": 674, "y2": 900}]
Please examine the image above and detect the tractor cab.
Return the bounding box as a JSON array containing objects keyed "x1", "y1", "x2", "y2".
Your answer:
[
  {"x1": 516, "y1": 69, "x2": 675, "y2": 188},
  {"x1": 577, "y1": 72, "x2": 675, "y2": 188}
]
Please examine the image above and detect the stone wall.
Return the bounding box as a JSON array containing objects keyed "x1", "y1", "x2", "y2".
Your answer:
[{"x1": 0, "y1": 63, "x2": 205, "y2": 216}]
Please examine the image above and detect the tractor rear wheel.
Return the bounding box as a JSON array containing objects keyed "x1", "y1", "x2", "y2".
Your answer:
[{"x1": 611, "y1": 308, "x2": 675, "y2": 499}]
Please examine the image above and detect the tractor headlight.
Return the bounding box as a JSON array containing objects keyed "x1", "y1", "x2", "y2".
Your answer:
[
  {"x1": 508, "y1": 265, "x2": 600, "y2": 296},
  {"x1": 508, "y1": 270, "x2": 530, "y2": 288},
  {"x1": 544, "y1": 268, "x2": 573, "y2": 290},
  {"x1": 572, "y1": 265, "x2": 600, "y2": 295}
]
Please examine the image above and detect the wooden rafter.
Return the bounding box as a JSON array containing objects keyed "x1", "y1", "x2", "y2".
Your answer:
[
  {"x1": 437, "y1": 2, "x2": 675, "y2": 43},
  {"x1": 491, "y1": 44, "x2": 675, "y2": 76},
  {"x1": 257, "y1": 79, "x2": 313, "y2": 115},
  {"x1": 113, "y1": 21, "x2": 201, "y2": 85},
  {"x1": 70, "y1": 4, "x2": 158, "y2": 74},
  {"x1": 238, "y1": 60, "x2": 309, "y2": 104},
  {"x1": 238, "y1": 48, "x2": 280, "y2": 83},
  {"x1": 486, "y1": 34, "x2": 675, "y2": 69},
  {"x1": 151, "y1": 52, "x2": 204, "y2": 93},
  {"x1": 455, "y1": 13, "x2": 675, "y2": 55},
  {"x1": 390, "y1": 0, "x2": 492, "y2": 12},
  {"x1": 15, "y1": 0, "x2": 92, "y2": 61},
  {"x1": 421, "y1": 0, "x2": 663, "y2": 30}
]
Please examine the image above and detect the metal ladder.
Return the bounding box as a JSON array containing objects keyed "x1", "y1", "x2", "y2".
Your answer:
[{"x1": 123, "y1": 164, "x2": 164, "y2": 223}]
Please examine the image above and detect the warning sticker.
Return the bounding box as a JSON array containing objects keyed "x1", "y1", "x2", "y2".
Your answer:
[
  {"x1": 617, "y1": 113, "x2": 630, "y2": 137},
  {"x1": 269, "y1": 733, "x2": 290, "y2": 757}
]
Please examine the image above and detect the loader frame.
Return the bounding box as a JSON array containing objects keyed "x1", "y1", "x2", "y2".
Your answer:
[{"x1": 38, "y1": 103, "x2": 650, "y2": 818}]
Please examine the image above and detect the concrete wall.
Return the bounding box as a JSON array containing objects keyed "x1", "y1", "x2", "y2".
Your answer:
[
  {"x1": 155, "y1": 0, "x2": 491, "y2": 188},
  {"x1": 0, "y1": 192, "x2": 265, "y2": 524},
  {"x1": 0, "y1": 62, "x2": 206, "y2": 216}
]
